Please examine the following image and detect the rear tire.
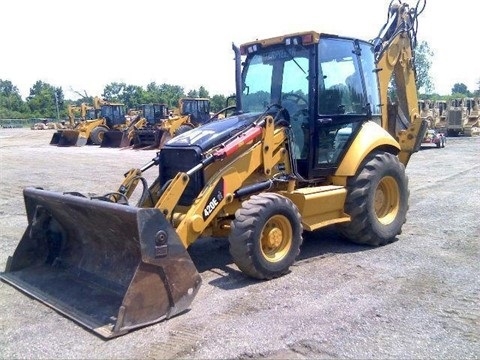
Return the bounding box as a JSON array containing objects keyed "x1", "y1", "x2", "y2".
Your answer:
[
  {"x1": 90, "y1": 127, "x2": 107, "y2": 145},
  {"x1": 229, "y1": 193, "x2": 303, "y2": 279},
  {"x1": 338, "y1": 151, "x2": 409, "y2": 246}
]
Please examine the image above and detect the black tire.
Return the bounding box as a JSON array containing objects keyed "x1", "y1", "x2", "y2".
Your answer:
[
  {"x1": 338, "y1": 151, "x2": 409, "y2": 246},
  {"x1": 174, "y1": 124, "x2": 194, "y2": 136},
  {"x1": 90, "y1": 126, "x2": 107, "y2": 145},
  {"x1": 228, "y1": 193, "x2": 303, "y2": 280}
]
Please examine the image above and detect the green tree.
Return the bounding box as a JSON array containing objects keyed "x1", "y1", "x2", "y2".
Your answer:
[
  {"x1": 210, "y1": 94, "x2": 231, "y2": 112},
  {"x1": 0, "y1": 79, "x2": 27, "y2": 118},
  {"x1": 186, "y1": 86, "x2": 209, "y2": 99},
  {"x1": 451, "y1": 83, "x2": 469, "y2": 95},
  {"x1": 157, "y1": 83, "x2": 185, "y2": 108},
  {"x1": 187, "y1": 89, "x2": 198, "y2": 98},
  {"x1": 26, "y1": 81, "x2": 63, "y2": 118},
  {"x1": 198, "y1": 86, "x2": 209, "y2": 98},
  {"x1": 102, "y1": 82, "x2": 127, "y2": 103},
  {"x1": 143, "y1": 82, "x2": 167, "y2": 104},
  {"x1": 414, "y1": 41, "x2": 434, "y2": 93},
  {"x1": 118, "y1": 85, "x2": 144, "y2": 109}
]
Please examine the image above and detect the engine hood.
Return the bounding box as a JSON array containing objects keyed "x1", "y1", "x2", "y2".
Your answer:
[{"x1": 163, "y1": 112, "x2": 262, "y2": 152}]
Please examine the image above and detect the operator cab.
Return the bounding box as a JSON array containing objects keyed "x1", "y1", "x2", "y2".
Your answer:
[
  {"x1": 101, "y1": 104, "x2": 126, "y2": 128},
  {"x1": 180, "y1": 98, "x2": 211, "y2": 126},
  {"x1": 142, "y1": 104, "x2": 169, "y2": 123},
  {"x1": 240, "y1": 33, "x2": 382, "y2": 179}
]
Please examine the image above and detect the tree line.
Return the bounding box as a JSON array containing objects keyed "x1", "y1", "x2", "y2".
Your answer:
[
  {"x1": 1, "y1": 41, "x2": 479, "y2": 122},
  {"x1": 0, "y1": 79, "x2": 233, "y2": 121}
]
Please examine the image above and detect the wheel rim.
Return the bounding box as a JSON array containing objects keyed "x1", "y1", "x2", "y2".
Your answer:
[
  {"x1": 260, "y1": 215, "x2": 292, "y2": 262},
  {"x1": 374, "y1": 176, "x2": 400, "y2": 225}
]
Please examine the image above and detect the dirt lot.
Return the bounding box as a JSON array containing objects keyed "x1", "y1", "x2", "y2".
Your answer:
[{"x1": 0, "y1": 128, "x2": 478, "y2": 359}]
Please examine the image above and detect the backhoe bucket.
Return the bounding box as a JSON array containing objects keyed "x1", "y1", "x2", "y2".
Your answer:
[
  {"x1": 100, "y1": 131, "x2": 131, "y2": 148},
  {"x1": 50, "y1": 130, "x2": 88, "y2": 147},
  {"x1": 0, "y1": 187, "x2": 202, "y2": 339}
]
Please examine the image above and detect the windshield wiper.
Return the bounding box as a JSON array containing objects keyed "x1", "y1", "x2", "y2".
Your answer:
[{"x1": 285, "y1": 48, "x2": 307, "y2": 75}]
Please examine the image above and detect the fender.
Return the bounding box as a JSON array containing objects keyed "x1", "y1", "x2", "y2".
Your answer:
[{"x1": 334, "y1": 121, "x2": 400, "y2": 177}]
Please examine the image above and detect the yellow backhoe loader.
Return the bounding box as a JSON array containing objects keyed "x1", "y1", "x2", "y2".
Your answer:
[
  {"x1": 50, "y1": 97, "x2": 127, "y2": 146},
  {"x1": 1, "y1": 0, "x2": 427, "y2": 339},
  {"x1": 132, "y1": 98, "x2": 211, "y2": 149}
]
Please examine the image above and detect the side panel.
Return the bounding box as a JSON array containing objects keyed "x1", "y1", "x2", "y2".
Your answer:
[{"x1": 281, "y1": 186, "x2": 350, "y2": 231}]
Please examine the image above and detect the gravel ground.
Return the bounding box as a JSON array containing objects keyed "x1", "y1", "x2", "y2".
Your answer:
[{"x1": 0, "y1": 128, "x2": 479, "y2": 359}]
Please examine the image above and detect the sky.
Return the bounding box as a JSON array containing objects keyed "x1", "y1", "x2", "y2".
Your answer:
[{"x1": 1, "y1": 0, "x2": 478, "y2": 100}]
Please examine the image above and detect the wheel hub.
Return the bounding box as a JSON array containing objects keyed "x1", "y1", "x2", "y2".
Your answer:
[
  {"x1": 266, "y1": 227, "x2": 283, "y2": 248},
  {"x1": 260, "y1": 215, "x2": 293, "y2": 262},
  {"x1": 374, "y1": 176, "x2": 400, "y2": 225}
]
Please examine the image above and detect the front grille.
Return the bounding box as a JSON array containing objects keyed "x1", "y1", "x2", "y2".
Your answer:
[
  {"x1": 448, "y1": 110, "x2": 462, "y2": 126},
  {"x1": 159, "y1": 147, "x2": 204, "y2": 206}
]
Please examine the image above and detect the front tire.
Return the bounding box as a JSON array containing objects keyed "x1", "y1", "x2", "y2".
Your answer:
[
  {"x1": 229, "y1": 193, "x2": 303, "y2": 279},
  {"x1": 90, "y1": 126, "x2": 107, "y2": 145},
  {"x1": 338, "y1": 151, "x2": 409, "y2": 246}
]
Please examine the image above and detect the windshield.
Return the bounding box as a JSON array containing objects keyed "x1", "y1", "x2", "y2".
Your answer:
[{"x1": 241, "y1": 45, "x2": 311, "y2": 114}]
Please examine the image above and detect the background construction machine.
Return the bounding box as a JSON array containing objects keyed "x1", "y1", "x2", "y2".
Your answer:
[
  {"x1": 1, "y1": 0, "x2": 427, "y2": 339},
  {"x1": 100, "y1": 104, "x2": 168, "y2": 148},
  {"x1": 419, "y1": 99, "x2": 435, "y2": 127},
  {"x1": 445, "y1": 98, "x2": 466, "y2": 136},
  {"x1": 127, "y1": 103, "x2": 170, "y2": 148},
  {"x1": 132, "y1": 97, "x2": 211, "y2": 149},
  {"x1": 66, "y1": 103, "x2": 96, "y2": 128},
  {"x1": 434, "y1": 99, "x2": 448, "y2": 132},
  {"x1": 50, "y1": 97, "x2": 127, "y2": 146},
  {"x1": 463, "y1": 97, "x2": 480, "y2": 136},
  {"x1": 445, "y1": 97, "x2": 480, "y2": 137}
]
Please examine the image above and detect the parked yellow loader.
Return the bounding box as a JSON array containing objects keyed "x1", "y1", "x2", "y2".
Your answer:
[
  {"x1": 50, "y1": 97, "x2": 127, "y2": 146},
  {"x1": 100, "y1": 104, "x2": 168, "y2": 148},
  {"x1": 132, "y1": 98, "x2": 211, "y2": 149}
]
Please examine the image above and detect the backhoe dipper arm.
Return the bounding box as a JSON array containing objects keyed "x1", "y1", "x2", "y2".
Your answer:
[{"x1": 374, "y1": 0, "x2": 427, "y2": 166}]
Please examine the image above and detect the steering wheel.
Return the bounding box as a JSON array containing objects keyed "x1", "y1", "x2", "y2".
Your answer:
[
  {"x1": 282, "y1": 93, "x2": 308, "y2": 120},
  {"x1": 282, "y1": 93, "x2": 308, "y2": 106}
]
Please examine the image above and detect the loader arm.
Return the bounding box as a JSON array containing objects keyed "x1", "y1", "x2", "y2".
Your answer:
[
  {"x1": 160, "y1": 115, "x2": 190, "y2": 136},
  {"x1": 375, "y1": 0, "x2": 427, "y2": 166},
  {"x1": 125, "y1": 117, "x2": 147, "y2": 140},
  {"x1": 153, "y1": 116, "x2": 290, "y2": 248}
]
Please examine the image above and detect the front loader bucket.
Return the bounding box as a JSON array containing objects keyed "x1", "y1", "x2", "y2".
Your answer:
[
  {"x1": 0, "y1": 187, "x2": 202, "y2": 339},
  {"x1": 50, "y1": 131, "x2": 62, "y2": 145},
  {"x1": 132, "y1": 129, "x2": 163, "y2": 149},
  {"x1": 100, "y1": 131, "x2": 131, "y2": 148},
  {"x1": 51, "y1": 130, "x2": 88, "y2": 147}
]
